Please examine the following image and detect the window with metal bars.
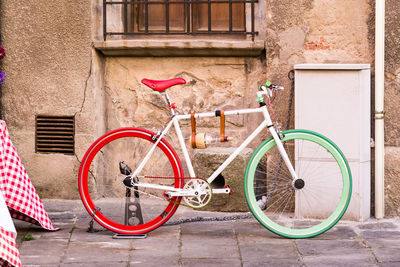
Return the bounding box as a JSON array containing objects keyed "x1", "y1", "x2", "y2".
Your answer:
[
  {"x1": 35, "y1": 116, "x2": 75, "y2": 155},
  {"x1": 103, "y1": 0, "x2": 258, "y2": 40}
]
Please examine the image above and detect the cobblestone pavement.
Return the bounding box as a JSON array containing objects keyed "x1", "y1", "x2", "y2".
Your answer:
[{"x1": 13, "y1": 200, "x2": 400, "y2": 266}]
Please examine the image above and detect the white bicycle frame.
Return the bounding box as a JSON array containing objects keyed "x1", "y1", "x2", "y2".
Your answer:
[{"x1": 131, "y1": 89, "x2": 298, "y2": 197}]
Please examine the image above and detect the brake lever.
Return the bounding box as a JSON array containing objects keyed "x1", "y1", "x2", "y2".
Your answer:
[{"x1": 271, "y1": 84, "x2": 284, "y2": 90}]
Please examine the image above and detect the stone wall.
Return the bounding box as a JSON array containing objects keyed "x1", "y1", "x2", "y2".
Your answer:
[
  {"x1": 383, "y1": 0, "x2": 400, "y2": 216},
  {"x1": 103, "y1": 57, "x2": 263, "y2": 139}
]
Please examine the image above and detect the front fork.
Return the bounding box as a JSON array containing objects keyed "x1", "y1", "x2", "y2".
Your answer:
[{"x1": 261, "y1": 106, "x2": 299, "y2": 181}]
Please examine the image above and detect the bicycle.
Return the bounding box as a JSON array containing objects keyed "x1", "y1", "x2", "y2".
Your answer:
[{"x1": 78, "y1": 77, "x2": 352, "y2": 239}]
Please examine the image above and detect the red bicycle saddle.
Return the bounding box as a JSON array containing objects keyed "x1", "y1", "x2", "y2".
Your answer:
[{"x1": 141, "y1": 78, "x2": 186, "y2": 92}]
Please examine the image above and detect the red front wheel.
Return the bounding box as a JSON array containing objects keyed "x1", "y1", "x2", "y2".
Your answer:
[{"x1": 78, "y1": 128, "x2": 184, "y2": 235}]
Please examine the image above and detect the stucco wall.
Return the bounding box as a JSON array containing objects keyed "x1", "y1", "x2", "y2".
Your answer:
[{"x1": 0, "y1": 0, "x2": 95, "y2": 198}]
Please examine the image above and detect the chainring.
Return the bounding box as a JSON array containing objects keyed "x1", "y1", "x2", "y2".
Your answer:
[{"x1": 182, "y1": 178, "x2": 213, "y2": 209}]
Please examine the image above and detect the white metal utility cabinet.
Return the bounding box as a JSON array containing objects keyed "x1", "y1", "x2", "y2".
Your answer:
[{"x1": 294, "y1": 64, "x2": 371, "y2": 221}]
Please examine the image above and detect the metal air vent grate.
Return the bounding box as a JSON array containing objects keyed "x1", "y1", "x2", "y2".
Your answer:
[{"x1": 35, "y1": 116, "x2": 75, "y2": 155}]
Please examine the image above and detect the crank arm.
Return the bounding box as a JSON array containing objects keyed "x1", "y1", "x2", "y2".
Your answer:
[
  {"x1": 165, "y1": 189, "x2": 198, "y2": 197},
  {"x1": 213, "y1": 187, "x2": 232, "y2": 195},
  {"x1": 134, "y1": 182, "x2": 200, "y2": 197},
  {"x1": 133, "y1": 182, "x2": 180, "y2": 192}
]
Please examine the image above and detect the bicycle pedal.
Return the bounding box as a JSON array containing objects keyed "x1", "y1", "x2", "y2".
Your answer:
[
  {"x1": 210, "y1": 174, "x2": 225, "y2": 189},
  {"x1": 224, "y1": 185, "x2": 233, "y2": 195}
]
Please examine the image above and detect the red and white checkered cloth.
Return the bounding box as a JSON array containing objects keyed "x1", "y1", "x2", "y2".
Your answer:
[
  {"x1": 0, "y1": 120, "x2": 57, "y2": 231},
  {"x1": 0, "y1": 227, "x2": 21, "y2": 267}
]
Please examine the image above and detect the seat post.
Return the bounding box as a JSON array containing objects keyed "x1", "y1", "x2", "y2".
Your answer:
[{"x1": 161, "y1": 92, "x2": 175, "y2": 115}]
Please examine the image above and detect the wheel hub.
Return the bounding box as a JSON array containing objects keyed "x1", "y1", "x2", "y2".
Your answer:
[{"x1": 293, "y1": 178, "x2": 305, "y2": 190}]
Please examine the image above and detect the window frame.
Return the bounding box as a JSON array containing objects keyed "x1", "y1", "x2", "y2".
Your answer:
[{"x1": 103, "y1": 0, "x2": 258, "y2": 41}]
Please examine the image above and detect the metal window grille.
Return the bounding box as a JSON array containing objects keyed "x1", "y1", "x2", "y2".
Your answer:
[
  {"x1": 35, "y1": 116, "x2": 75, "y2": 155},
  {"x1": 103, "y1": 0, "x2": 258, "y2": 40}
]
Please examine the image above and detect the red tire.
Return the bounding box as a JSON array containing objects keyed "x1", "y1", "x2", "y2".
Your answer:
[{"x1": 78, "y1": 128, "x2": 183, "y2": 234}]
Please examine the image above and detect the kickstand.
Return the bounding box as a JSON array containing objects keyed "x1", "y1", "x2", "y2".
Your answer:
[
  {"x1": 87, "y1": 207, "x2": 105, "y2": 233},
  {"x1": 113, "y1": 187, "x2": 147, "y2": 239},
  {"x1": 87, "y1": 187, "x2": 147, "y2": 238}
]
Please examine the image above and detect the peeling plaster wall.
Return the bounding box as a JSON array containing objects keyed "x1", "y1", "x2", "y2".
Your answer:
[
  {"x1": 103, "y1": 57, "x2": 265, "y2": 173},
  {"x1": 0, "y1": 1, "x2": 95, "y2": 198}
]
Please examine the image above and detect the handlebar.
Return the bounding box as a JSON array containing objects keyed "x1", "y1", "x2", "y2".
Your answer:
[
  {"x1": 260, "y1": 81, "x2": 284, "y2": 91},
  {"x1": 258, "y1": 81, "x2": 284, "y2": 104}
]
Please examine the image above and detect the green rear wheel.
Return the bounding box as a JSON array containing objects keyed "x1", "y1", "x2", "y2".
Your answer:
[{"x1": 245, "y1": 130, "x2": 352, "y2": 238}]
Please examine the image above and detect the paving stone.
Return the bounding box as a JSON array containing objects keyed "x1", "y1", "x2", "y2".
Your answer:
[
  {"x1": 181, "y1": 221, "x2": 239, "y2": 259},
  {"x1": 19, "y1": 238, "x2": 69, "y2": 253},
  {"x1": 28, "y1": 224, "x2": 73, "y2": 240},
  {"x1": 48, "y1": 211, "x2": 78, "y2": 221},
  {"x1": 239, "y1": 240, "x2": 299, "y2": 262},
  {"x1": 19, "y1": 239, "x2": 68, "y2": 265},
  {"x1": 358, "y1": 221, "x2": 398, "y2": 230},
  {"x1": 360, "y1": 230, "x2": 400, "y2": 239},
  {"x1": 182, "y1": 258, "x2": 241, "y2": 267},
  {"x1": 181, "y1": 233, "x2": 239, "y2": 259},
  {"x1": 243, "y1": 259, "x2": 302, "y2": 267},
  {"x1": 295, "y1": 239, "x2": 368, "y2": 256},
  {"x1": 302, "y1": 254, "x2": 377, "y2": 267},
  {"x1": 60, "y1": 263, "x2": 128, "y2": 267},
  {"x1": 381, "y1": 262, "x2": 400, "y2": 267},
  {"x1": 373, "y1": 248, "x2": 400, "y2": 263},
  {"x1": 131, "y1": 236, "x2": 179, "y2": 257},
  {"x1": 130, "y1": 255, "x2": 179, "y2": 266},
  {"x1": 237, "y1": 233, "x2": 292, "y2": 246},
  {"x1": 69, "y1": 227, "x2": 116, "y2": 242},
  {"x1": 148, "y1": 224, "x2": 180, "y2": 238},
  {"x1": 181, "y1": 221, "x2": 235, "y2": 237},
  {"x1": 310, "y1": 226, "x2": 358, "y2": 240},
  {"x1": 74, "y1": 214, "x2": 100, "y2": 229},
  {"x1": 62, "y1": 241, "x2": 131, "y2": 263},
  {"x1": 21, "y1": 254, "x2": 63, "y2": 266},
  {"x1": 364, "y1": 238, "x2": 400, "y2": 249},
  {"x1": 233, "y1": 219, "x2": 279, "y2": 240}
]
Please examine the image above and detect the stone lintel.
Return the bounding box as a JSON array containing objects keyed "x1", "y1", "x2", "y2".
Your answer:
[{"x1": 93, "y1": 40, "x2": 265, "y2": 57}]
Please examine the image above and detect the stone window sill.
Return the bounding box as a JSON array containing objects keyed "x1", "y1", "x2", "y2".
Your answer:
[{"x1": 93, "y1": 40, "x2": 265, "y2": 57}]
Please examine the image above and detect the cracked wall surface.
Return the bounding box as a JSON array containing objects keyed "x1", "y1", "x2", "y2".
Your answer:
[
  {"x1": 0, "y1": 0, "x2": 399, "y2": 216},
  {"x1": 0, "y1": 0, "x2": 94, "y2": 198}
]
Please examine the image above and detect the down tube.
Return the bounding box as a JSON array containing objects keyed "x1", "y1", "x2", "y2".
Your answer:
[{"x1": 206, "y1": 120, "x2": 268, "y2": 184}]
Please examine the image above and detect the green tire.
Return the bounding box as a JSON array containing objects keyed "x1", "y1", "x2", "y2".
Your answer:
[{"x1": 244, "y1": 130, "x2": 352, "y2": 239}]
